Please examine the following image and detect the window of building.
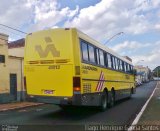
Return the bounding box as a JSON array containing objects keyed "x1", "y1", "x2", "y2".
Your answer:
[
  {"x1": 99, "y1": 50, "x2": 105, "y2": 66},
  {"x1": 0, "y1": 55, "x2": 5, "y2": 63},
  {"x1": 81, "y1": 41, "x2": 89, "y2": 61},
  {"x1": 88, "y1": 45, "x2": 95, "y2": 63}
]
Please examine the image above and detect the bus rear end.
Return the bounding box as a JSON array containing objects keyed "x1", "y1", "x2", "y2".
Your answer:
[{"x1": 24, "y1": 28, "x2": 80, "y2": 105}]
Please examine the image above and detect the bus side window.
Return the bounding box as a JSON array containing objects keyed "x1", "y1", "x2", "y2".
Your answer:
[
  {"x1": 117, "y1": 59, "x2": 120, "y2": 70},
  {"x1": 104, "y1": 53, "x2": 108, "y2": 67},
  {"x1": 111, "y1": 56, "x2": 114, "y2": 69},
  {"x1": 96, "y1": 49, "x2": 100, "y2": 65},
  {"x1": 114, "y1": 57, "x2": 116, "y2": 69},
  {"x1": 107, "y1": 53, "x2": 112, "y2": 68},
  {"x1": 115, "y1": 58, "x2": 118, "y2": 70},
  {"x1": 126, "y1": 63, "x2": 128, "y2": 72},
  {"x1": 125, "y1": 63, "x2": 128, "y2": 72},
  {"x1": 124, "y1": 62, "x2": 126, "y2": 72},
  {"x1": 122, "y1": 61, "x2": 124, "y2": 71},
  {"x1": 99, "y1": 50, "x2": 105, "y2": 66},
  {"x1": 127, "y1": 64, "x2": 130, "y2": 73},
  {"x1": 131, "y1": 65, "x2": 133, "y2": 74},
  {"x1": 126, "y1": 63, "x2": 129, "y2": 73},
  {"x1": 119, "y1": 60, "x2": 123, "y2": 71},
  {"x1": 111, "y1": 56, "x2": 116, "y2": 69},
  {"x1": 88, "y1": 45, "x2": 95, "y2": 63},
  {"x1": 129, "y1": 64, "x2": 133, "y2": 74},
  {"x1": 81, "y1": 41, "x2": 89, "y2": 62}
]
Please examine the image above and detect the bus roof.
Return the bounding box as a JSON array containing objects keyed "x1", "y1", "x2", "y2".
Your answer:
[{"x1": 76, "y1": 28, "x2": 133, "y2": 65}]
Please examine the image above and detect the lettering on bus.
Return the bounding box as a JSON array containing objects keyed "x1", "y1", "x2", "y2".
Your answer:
[
  {"x1": 35, "y1": 37, "x2": 60, "y2": 58},
  {"x1": 82, "y1": 65, "x2": 98, "y2": 71},
  {"x1": 48, "y1": 65, "x2": 60, "y2": 69},
  {"x1": 82, "y1": 70, "x2": 88, "y2": 74}
]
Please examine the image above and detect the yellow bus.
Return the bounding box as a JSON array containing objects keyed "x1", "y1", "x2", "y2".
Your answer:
[{"x1": 24, "y1": 28, "x2": 135, "y2": 111}]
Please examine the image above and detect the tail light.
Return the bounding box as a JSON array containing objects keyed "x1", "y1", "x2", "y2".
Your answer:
[
  {"x1": 24, "y1": 77, "x2": 26, "y2": 90},
  {"x1": 73, "y1": 77, "x2": 81, "y2": 92}
]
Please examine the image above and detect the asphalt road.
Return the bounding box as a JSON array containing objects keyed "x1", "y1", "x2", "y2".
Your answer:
[{"x1": 0, "y1": 81, "x2": 157, "y2": 130}]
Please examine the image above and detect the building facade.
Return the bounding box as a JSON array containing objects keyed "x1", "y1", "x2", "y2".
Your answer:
[
  {"x1": 8, "y1": 39, "x2": 25, "y2": 102},
  {"x1": 0, "y1": 33, "x2": 11, "y2": 103},
  {"x1": 0, "y1": 33, "x2": 25, "y2": 103},
  {"x1": 134, "y1": 65, "x2": 151, "y2": 84}
]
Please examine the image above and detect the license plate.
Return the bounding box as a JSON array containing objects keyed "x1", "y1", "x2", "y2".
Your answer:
[{"x1": 43, "y1": 90, "x2": 54, "y2": 94}]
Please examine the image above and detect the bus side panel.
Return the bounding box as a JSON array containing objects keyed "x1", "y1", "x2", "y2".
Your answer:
[{"x1": 80, "y1": 63, "x2": 135, "y2": 106}]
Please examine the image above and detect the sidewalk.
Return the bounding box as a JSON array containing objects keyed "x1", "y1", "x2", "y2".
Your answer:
[
  {"x1": 0, "y1": 102, "x2": 43, "y2": 112},
  {"x1": 138, "y1": 81, "x2": 160, "y2": 125}
]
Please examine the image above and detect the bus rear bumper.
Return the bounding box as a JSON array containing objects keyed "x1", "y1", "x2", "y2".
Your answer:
[
  {"x1": 27, "y1": 95, "x2": 72, "y2": 105},
  {"x1": 27, "y1": 93, "x2": 102, "y2": 107}
]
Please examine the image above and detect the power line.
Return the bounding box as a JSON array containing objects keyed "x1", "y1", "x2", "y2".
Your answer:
[
  {"x1": 0, "y1": 27, "x2": 24, "y2": 37},
  {"x1": 0, "y1": 23, "x2": 27, "y2": 34}
]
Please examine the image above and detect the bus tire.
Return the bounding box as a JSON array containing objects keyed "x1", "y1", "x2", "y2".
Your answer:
[
  {"x1": 108, "y1": 90, "x2": 115, "y2": 108},
  {"x1": 99, "y1": 91, "x2": 108, "y2": 111}
]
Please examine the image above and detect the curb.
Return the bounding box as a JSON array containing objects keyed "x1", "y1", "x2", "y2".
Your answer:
[{"x1": 0, "y1": 103, "x2": 44, "y2": 112}]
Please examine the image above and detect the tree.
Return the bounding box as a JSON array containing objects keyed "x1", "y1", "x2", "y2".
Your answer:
[{"x1": 153, "y1": 66, "x2": 160, "y2": 77}]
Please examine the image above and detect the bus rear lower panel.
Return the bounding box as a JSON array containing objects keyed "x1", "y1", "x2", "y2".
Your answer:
[{"x1": 27, "y1": 93, "x2": 102, "y2": 106}]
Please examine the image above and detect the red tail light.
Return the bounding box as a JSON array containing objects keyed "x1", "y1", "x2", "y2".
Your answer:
[{"x1": 73, "y1": 77, "x2": 81, "y2": 91}]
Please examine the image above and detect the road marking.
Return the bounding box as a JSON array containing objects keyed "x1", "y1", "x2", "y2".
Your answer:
[{"x1": 128, "y1": 81, "x2": 159, "y2": 131}]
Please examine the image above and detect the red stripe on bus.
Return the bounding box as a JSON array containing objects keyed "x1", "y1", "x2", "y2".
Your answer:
[
  {"x1": 96, "y1": 71, "x2": 105, "y2": 91},
  {"x1": 98, "y1": 72, "x2": 105, "y2": 91},
  {"x1": 96, "y1": 71, "x2": 102, "y2": 91}
]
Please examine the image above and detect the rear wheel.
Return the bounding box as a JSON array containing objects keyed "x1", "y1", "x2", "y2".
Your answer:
[{"x1": 99, "y1": 91, "x2": 108, "y2": 111}]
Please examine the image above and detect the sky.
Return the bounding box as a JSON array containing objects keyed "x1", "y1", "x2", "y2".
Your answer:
[{"x1": 0, "y1": 0, "x2": 160, "y2": 70}]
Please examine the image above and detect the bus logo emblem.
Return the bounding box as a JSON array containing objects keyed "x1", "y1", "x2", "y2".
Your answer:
[{"x1": 35, "y1": 37, "x2": 60, "y2": 58}]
